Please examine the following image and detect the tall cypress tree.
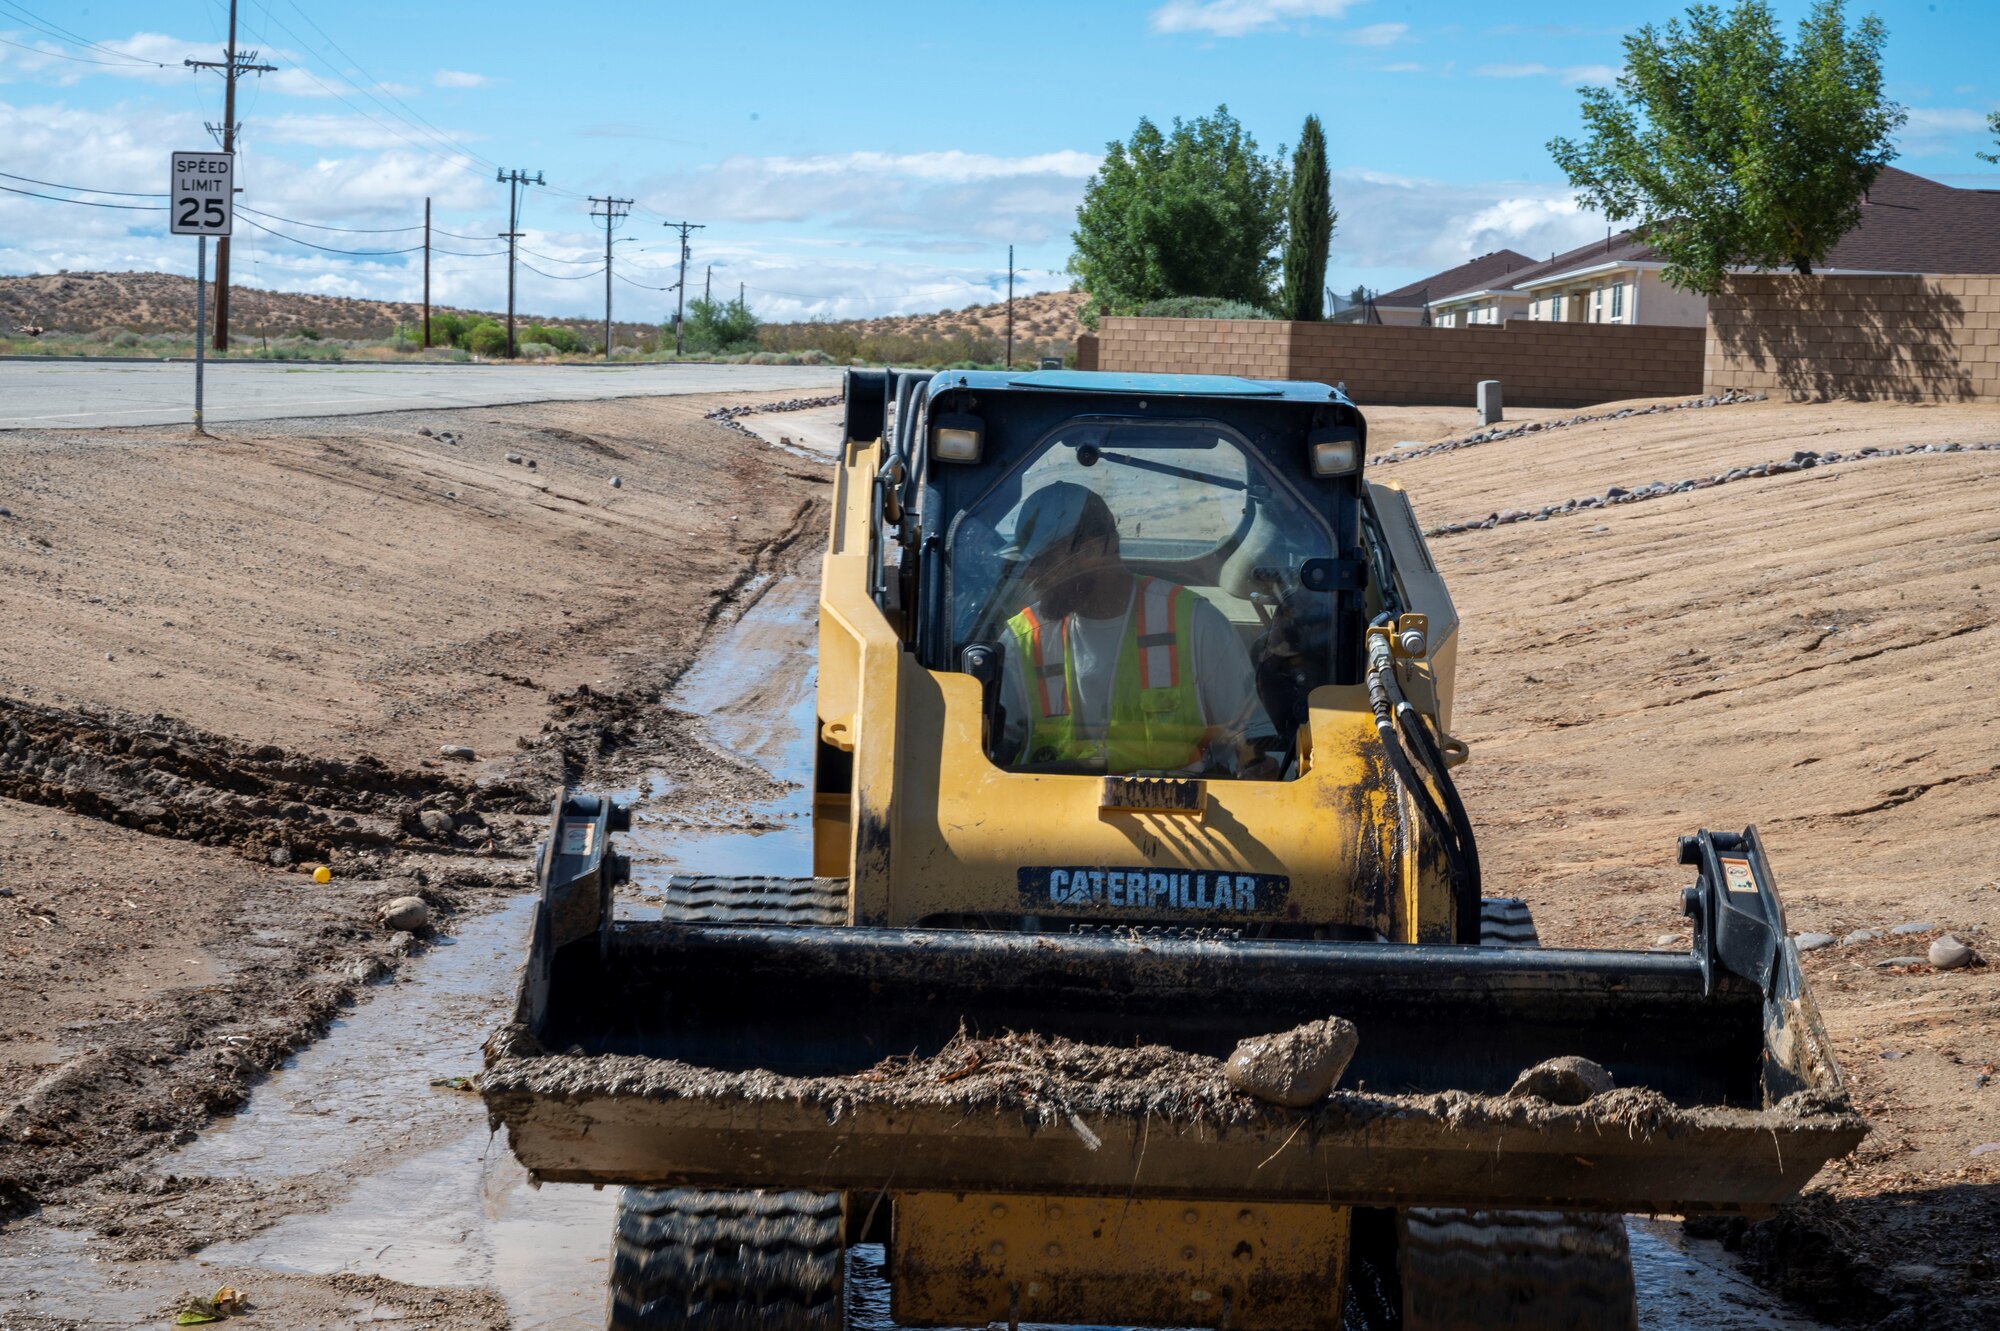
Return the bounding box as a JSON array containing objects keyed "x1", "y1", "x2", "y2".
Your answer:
[{"x1": 1280, "y1": 114, "x2": 1333, "y2": 321}]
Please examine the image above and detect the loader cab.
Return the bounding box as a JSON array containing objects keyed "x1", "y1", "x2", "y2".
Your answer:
[{"x1": 866, "y1": 369, "x2": 1371, "y2": 782}]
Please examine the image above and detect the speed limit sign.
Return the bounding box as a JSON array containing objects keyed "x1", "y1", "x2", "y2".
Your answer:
[{"x1": 169, "y1": 151, "x2": 234, "y2": 235}]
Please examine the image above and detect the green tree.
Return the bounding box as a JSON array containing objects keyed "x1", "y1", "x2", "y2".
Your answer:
[
  {"x1": 1547, "y1": 1, "x2": 1905, "y2": 294},
  {"x1": 1279, "y1": 114, "x2": 1334, "y2": 321},
  {"x1": 1980, "y1": 109, "x2": 2000, "y2": 165},
  {"x1": 1068, "y1": 105, "x2": 1287, "y2": 322}
]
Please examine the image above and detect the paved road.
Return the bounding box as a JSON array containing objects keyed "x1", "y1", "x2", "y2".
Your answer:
[{"x1": 0, "y1": 359, "x2": 842, "y2": 429}]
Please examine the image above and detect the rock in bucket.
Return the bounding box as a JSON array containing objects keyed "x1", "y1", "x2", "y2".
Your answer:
[
  {"x1": 1508, "y1": 1055, "x2": 1614, "y2": 1106},
  {"x1": 1225, "y1": 1017, "x2": 1360, "y2": 1108}
]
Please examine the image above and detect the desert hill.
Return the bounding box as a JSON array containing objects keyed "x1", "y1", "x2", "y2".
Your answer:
[{"x1": 0, "y1": 270, "x2": 636, "y2": 343}]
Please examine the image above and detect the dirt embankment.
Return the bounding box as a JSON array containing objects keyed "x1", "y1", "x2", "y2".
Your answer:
[
  {"x1": 1368, "y1": 396, "x2": 2000, "y2": 1327},
  {"x1": 0, "y1": 269, "x2": 629, "y2": 343},
  {"x1": 0, "y1": 392, "x2": 830, "y2": 1321}
]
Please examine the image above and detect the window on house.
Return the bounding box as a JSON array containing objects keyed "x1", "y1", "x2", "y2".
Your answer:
[
  {"x1": 1611, "y1": 282, "x2": 1625, "y2": 321},
  {"x1": 1591, "y1": 288, "x2": 1603, "y2": 321}
]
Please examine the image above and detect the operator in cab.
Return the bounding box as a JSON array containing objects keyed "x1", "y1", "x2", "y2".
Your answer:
[{"x1": 996, "y1": 481, "x2": 1276, "y2": 778}]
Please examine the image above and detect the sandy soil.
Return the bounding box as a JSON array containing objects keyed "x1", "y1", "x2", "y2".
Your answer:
[
  {"x1": 3, "y1": 387, "x2": 1995, "y2": 1327},
  {"x1": 0, "y1": 390, "x2": 831, "y2": 1327},
  {"x1": 1367, "y1": 395, "x2": 2000, "y2": 1326}
]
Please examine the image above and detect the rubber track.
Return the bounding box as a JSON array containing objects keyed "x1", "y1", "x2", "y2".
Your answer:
[
  {"x1": 1399, "y1": 1209, "x2": 1638, "y2": 1331},
  {"x1": 609, "y1": 876, "x2": 848, "y2": 1330},
  {"x1": 1478, "y1": 896, "x2": 1540, "y2": 947},
  {"x1": 661, "y1": 874, "x2": 847, "y2": 927}
]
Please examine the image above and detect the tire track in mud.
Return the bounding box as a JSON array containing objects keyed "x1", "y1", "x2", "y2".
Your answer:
[{"x1": 0, "y1": 697, "x2": 545, "y2": 866}]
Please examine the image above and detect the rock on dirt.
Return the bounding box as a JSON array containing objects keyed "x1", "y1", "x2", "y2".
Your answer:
[
  {"x1": 377, "y1": 895, "x2": 430, "y2": 932},
  {"x1": 1928, "y1": 934, "x2": 1976, "y2": 970},
  {"x1": 439, "y1": 744, "x2": 475, "y2": 761},
  {"x1": 1508, "y1": 1055, "x2": 1614, "y2": 1106},
  {"x1": 1795, "y1": 932, "x2": 1837, "y2": 951},
  {"x1": 418, "y1": 809, "x2": 455, "y2": 839},
  {"x1": 1222, "y1": 1016, "x2": 1359, "y2": 1108}
]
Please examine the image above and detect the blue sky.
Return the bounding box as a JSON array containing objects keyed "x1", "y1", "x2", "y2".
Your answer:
[{"x1": 3, "y1": 0, "x2": 1997, "y2": 325}]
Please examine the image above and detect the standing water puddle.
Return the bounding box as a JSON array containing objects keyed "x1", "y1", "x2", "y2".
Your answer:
[
  {"x1": 12, "y1": 571, "x2": 1832, "y2": 1329},
  {"x1": 183, "y1": 575, "x2": 823, "y2": 1327}
]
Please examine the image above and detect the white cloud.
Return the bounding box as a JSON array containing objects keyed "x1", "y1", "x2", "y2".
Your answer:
[
  {"x1": 1150, "y1": 1, "x2": 1364, "y2": 39},
  {"x1": 1562, "y1": 64, "x2": 1620, "y2": 85},
  {"x1": 432, "y1": 69, "x2": 491, "y2": 89},
  {"x1": 1380, "y1": 61, "x2": 1424, "y2": 73},
  {"x1": 644, "y1": 149, "x2": 1098, "y2": 246},
  {"x1": 1328, "y1": 168, "x2": 1606, "y2": 279},
  {"x1": 1346, "y1": 22, "x2": 1408, "y2": 46},
  {"x1": 1473, "y1": 61, "x2": 1618, "y2": 84},
  {"x1": 265, "y1": 67, "x2": 344, "y2": 99},
  {"x1": 1899, "y1": 106, "x2": 1996, "y2": 156}
]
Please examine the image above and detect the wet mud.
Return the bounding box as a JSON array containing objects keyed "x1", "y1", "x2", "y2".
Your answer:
[{"x1": 0, "y1": 696, "x2": 542, "y2": 865}]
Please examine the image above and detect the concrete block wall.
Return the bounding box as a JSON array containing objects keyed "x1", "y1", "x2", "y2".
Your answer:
[
  {"x1": 1091, "y1": 317, "x2": 1705, "y2": 407},
  {"x1": 1706, "y1": 274, "x2": 2000, "y2": 402}
]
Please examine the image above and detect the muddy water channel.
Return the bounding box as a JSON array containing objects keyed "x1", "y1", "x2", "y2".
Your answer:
[{"x1": 1, "y1": 573, "x2": 1834, "y2": 1329}]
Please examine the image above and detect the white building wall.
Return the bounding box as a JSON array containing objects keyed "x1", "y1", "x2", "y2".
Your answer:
[{"x1": 1635, "y1": 270, "x2": 1709, "y2": 326}]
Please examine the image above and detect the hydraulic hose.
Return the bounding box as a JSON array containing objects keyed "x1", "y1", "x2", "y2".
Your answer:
[{"x1": 1366, "y1": 627, "x2": 1483, "y2": 942}]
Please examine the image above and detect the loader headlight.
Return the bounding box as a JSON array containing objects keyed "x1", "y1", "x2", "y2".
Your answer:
[
  {"x1": 1308, "y1": 425, "x2": 1362, "y2": 477},
  {"x1": 931, "y1": 412, "x2": 984, "y2": 463}
]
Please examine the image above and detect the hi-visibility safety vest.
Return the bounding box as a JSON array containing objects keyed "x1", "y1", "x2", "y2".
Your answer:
[{"x1": 1006, "y1": 577, "x2": 1208, "y2": 773}]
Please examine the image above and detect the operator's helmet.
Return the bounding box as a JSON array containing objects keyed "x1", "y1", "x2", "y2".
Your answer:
[{"x1": 999, "y1": 480, "x2": 1118, "y2": 563}]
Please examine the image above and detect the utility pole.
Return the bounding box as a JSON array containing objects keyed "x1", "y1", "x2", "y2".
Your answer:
[
  {"x1": 422, "y1": 197, "x2": 432, "y2": 349},
  {"x1": 1000, "y1": 240, "x2": 1016, "y2": 367},
  {"x1": 497, "y1": 168, "x2": 544, "y2": 357},
  {"x1": 185, "y1": 0, "x2": 275, "y2": 354},
  {"x1": 704, "y1": 264, "x2": 712, "y2": 303},
  {"x1": 661, "y1": 220, "x2": 704, "y2": 355},
  {"x1": 589, "y1": 195, "x2": 631, "y2": 360}
]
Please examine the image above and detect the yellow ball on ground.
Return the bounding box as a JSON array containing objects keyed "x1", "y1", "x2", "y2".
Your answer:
[{"x1": 312, "y1": 865, "x2": 332, "y2": 884}]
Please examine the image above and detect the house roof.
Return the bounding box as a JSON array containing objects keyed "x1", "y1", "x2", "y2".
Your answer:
[
  {"x1": 1374, "y1": 250, "x2": 1535, "y2": 307},
  {"x1": 1430, "y1": 168, "x2": 2000, "y2": 305},
  {"x1": 1819, "y1": 166, "x2": 2000, "y2": 273}
]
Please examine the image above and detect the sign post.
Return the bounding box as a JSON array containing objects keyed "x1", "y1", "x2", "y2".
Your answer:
[{"x1": 170, "y1": 150, "x2": 234, "y2": 436}]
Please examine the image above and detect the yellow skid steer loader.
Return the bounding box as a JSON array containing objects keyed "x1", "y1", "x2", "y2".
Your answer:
[{"x1": 483, "y1": 369, "x2": 1864, "y2": 1329}]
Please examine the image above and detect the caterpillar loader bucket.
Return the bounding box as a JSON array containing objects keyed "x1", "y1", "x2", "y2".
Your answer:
[{"x1": 483, "y1": 794, "x2": 1863, "y2": 1219}]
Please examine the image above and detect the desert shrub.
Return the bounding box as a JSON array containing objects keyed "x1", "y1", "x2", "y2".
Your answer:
[
  {"x1": 428, "y1": 311, "x2": 475, "y2": 348},
  {"x1": 465, "y1": 320, "x2": 510, "y2": 357},
  {"x1": 297, "y1": 327, "x2": 322, "y2": 341},
  {"x1": 112, "y1": 330, "x2": 143, "y2": 348},
  {"x1": 680, "y1": 295, "x2": 759, "y2": 354},
  {"x1": 1133, "y1": 296, "x2": 1273, "y2": 320},
  {"x1": 422, "y1": 345, "x2": 470, "y2": 362},
  {"x1": 523, "y1": 323, "x2": 584, "y2": 354},
  {"x1": 518, "y1": 340, "x2": 558, "y2": 360}
]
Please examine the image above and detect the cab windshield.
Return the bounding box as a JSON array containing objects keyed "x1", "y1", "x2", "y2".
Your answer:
[{"x1": 947, "y1": 420, "x2": 1334, "y2": 780}]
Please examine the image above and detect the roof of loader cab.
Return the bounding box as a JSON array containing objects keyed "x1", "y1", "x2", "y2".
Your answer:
[{"x1": 926, "y1": 368, "x2": 1351, "y2": 405}]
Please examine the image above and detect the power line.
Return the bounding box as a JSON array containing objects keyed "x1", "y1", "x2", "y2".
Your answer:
[
  {"x1": 186, "y1": 0, "x2": 278, "y2": 350},
  {"x1": 0, "y1": 32, "x2": 167, "y2": 67},
  {"x1": 0, "y1": 1, "x2": 166, "y2": 65},
  {"x1": 498, "y1": 167, "x2": 544, "y2": 357},
  {"x1": 661, "y1": 220, "x2": 704, "y2": 354},
  {"x1": 237, "y1": 214, "x2": 422, "y2": 256},
  {"x1": 237, "y1": 205, "x2": 422, "y2": 233},
  {"x1": 0, "y1": 182, "x2": 165, "y2": 210},
  {"x1": 0, "y1": 170, "x2": 163, "y2": 198},
  {"x1": 517, "y1": 245, "x2": 600, "y2": 266},
  {"x1": 613, "y1": 271, "x2": 678, "y2": 292},
  {"x1": 520, "y1": 260, "x2": 604, "y2": 281},
  {"x1": 589, "y1": 195, "x2": 632, "y2": 359}
]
